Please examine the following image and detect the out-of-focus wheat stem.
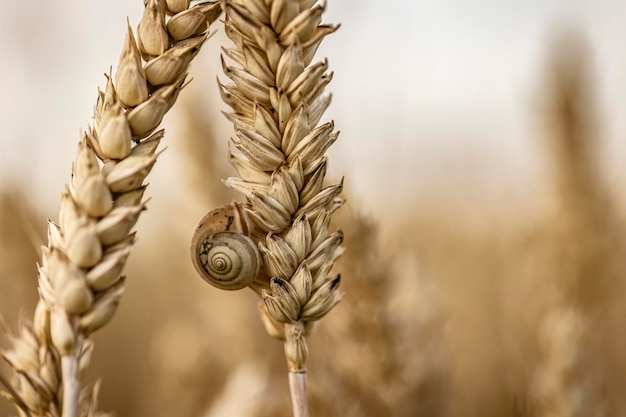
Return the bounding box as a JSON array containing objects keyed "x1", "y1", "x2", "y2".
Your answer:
[
  {"x1": 2, "y1": 2, "x2": 221, "y2": 416},
  {"x1": 533, "y1": 31, "x2": 608, "y2": 417}
]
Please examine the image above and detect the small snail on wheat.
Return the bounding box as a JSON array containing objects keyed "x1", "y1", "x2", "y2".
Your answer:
[{"x1": 190, "y1": 202, "x2": 261, "y2": 290}]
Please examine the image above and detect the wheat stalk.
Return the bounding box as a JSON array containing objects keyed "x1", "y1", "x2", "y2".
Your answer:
[
  {"x1": 532, "y1": 32, "x2": 609, "y2": 417},
  {"x1": 203, "y1": 0, "x2": 344, "y2": 415},
  {"x1": 1, "y1": 2, "x2": 221, "y2": 416}
]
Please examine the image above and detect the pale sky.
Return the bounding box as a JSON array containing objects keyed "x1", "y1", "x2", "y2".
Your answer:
[{"x1": 1, "y1": 0, "x2": 626, "y2": 216}]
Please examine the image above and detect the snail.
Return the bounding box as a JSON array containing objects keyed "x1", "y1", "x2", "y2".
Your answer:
[{"x1": 191, "y1": 202, "x2": 262, "y2": 290}]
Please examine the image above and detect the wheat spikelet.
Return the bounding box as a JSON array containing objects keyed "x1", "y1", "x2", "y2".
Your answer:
[
  {"x1": 1, "y1": 2, "x2": 221, "y2": 416},
  {"x1": 212, "y1": 0, "x2": 342, "y2": 414}
]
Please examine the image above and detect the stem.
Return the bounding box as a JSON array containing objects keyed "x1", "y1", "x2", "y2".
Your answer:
[
  {"x1": 288, "y1": 370, "x2": 309, "y2": 417},
  {"x1": 61, "y1": 354, "x2": 80, "y2": 417}
]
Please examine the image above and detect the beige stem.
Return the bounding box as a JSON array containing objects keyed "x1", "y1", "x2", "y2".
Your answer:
[
  {"x1": 288, "y1": 370, "x2": 310, "y2": 417},
  {"x1": 61, "y1": 354, "x2": 80, "y2": 417}
]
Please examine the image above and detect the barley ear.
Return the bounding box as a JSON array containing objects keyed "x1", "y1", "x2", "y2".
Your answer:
[{"x1": 2, "y1": 2, "x2": 221, "y2": 417}]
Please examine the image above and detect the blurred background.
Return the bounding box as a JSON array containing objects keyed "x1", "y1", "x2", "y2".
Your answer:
[{"x1": 2, "y1": 0, "x2": 626, "y2": 416}]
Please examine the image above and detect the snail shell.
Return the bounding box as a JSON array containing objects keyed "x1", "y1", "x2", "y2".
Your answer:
[{"x1": 191, "y1": 202, "x2": 261, "y2": 290}]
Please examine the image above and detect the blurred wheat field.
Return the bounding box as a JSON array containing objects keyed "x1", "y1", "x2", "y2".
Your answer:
[{"x1": 3, "y1": 1, "x2": 626, "y2": 416}]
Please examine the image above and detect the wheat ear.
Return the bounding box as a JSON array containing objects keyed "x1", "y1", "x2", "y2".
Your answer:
[
  {"x1": 1, "y1": 2, "x2": 221, "y2": 416},
  {"x1": 215, "y1": 1, "x2": 343, "y2": 415}
]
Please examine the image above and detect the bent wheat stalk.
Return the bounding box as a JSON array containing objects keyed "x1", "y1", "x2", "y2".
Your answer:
[
  {"x1": 193, "y1": 1, "x2": 344, "y2": 416},
  {"x1": 1, "y1": 2, "x2": 221, "y2": 416}
]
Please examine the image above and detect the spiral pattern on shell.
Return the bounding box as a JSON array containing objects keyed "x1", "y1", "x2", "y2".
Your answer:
[
  {"x1": 205, "y1": 242, "x2": 239, "y2": 280},
  {"x1": 194, "y1": 232, "x2": 261, "y2": 290}
]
